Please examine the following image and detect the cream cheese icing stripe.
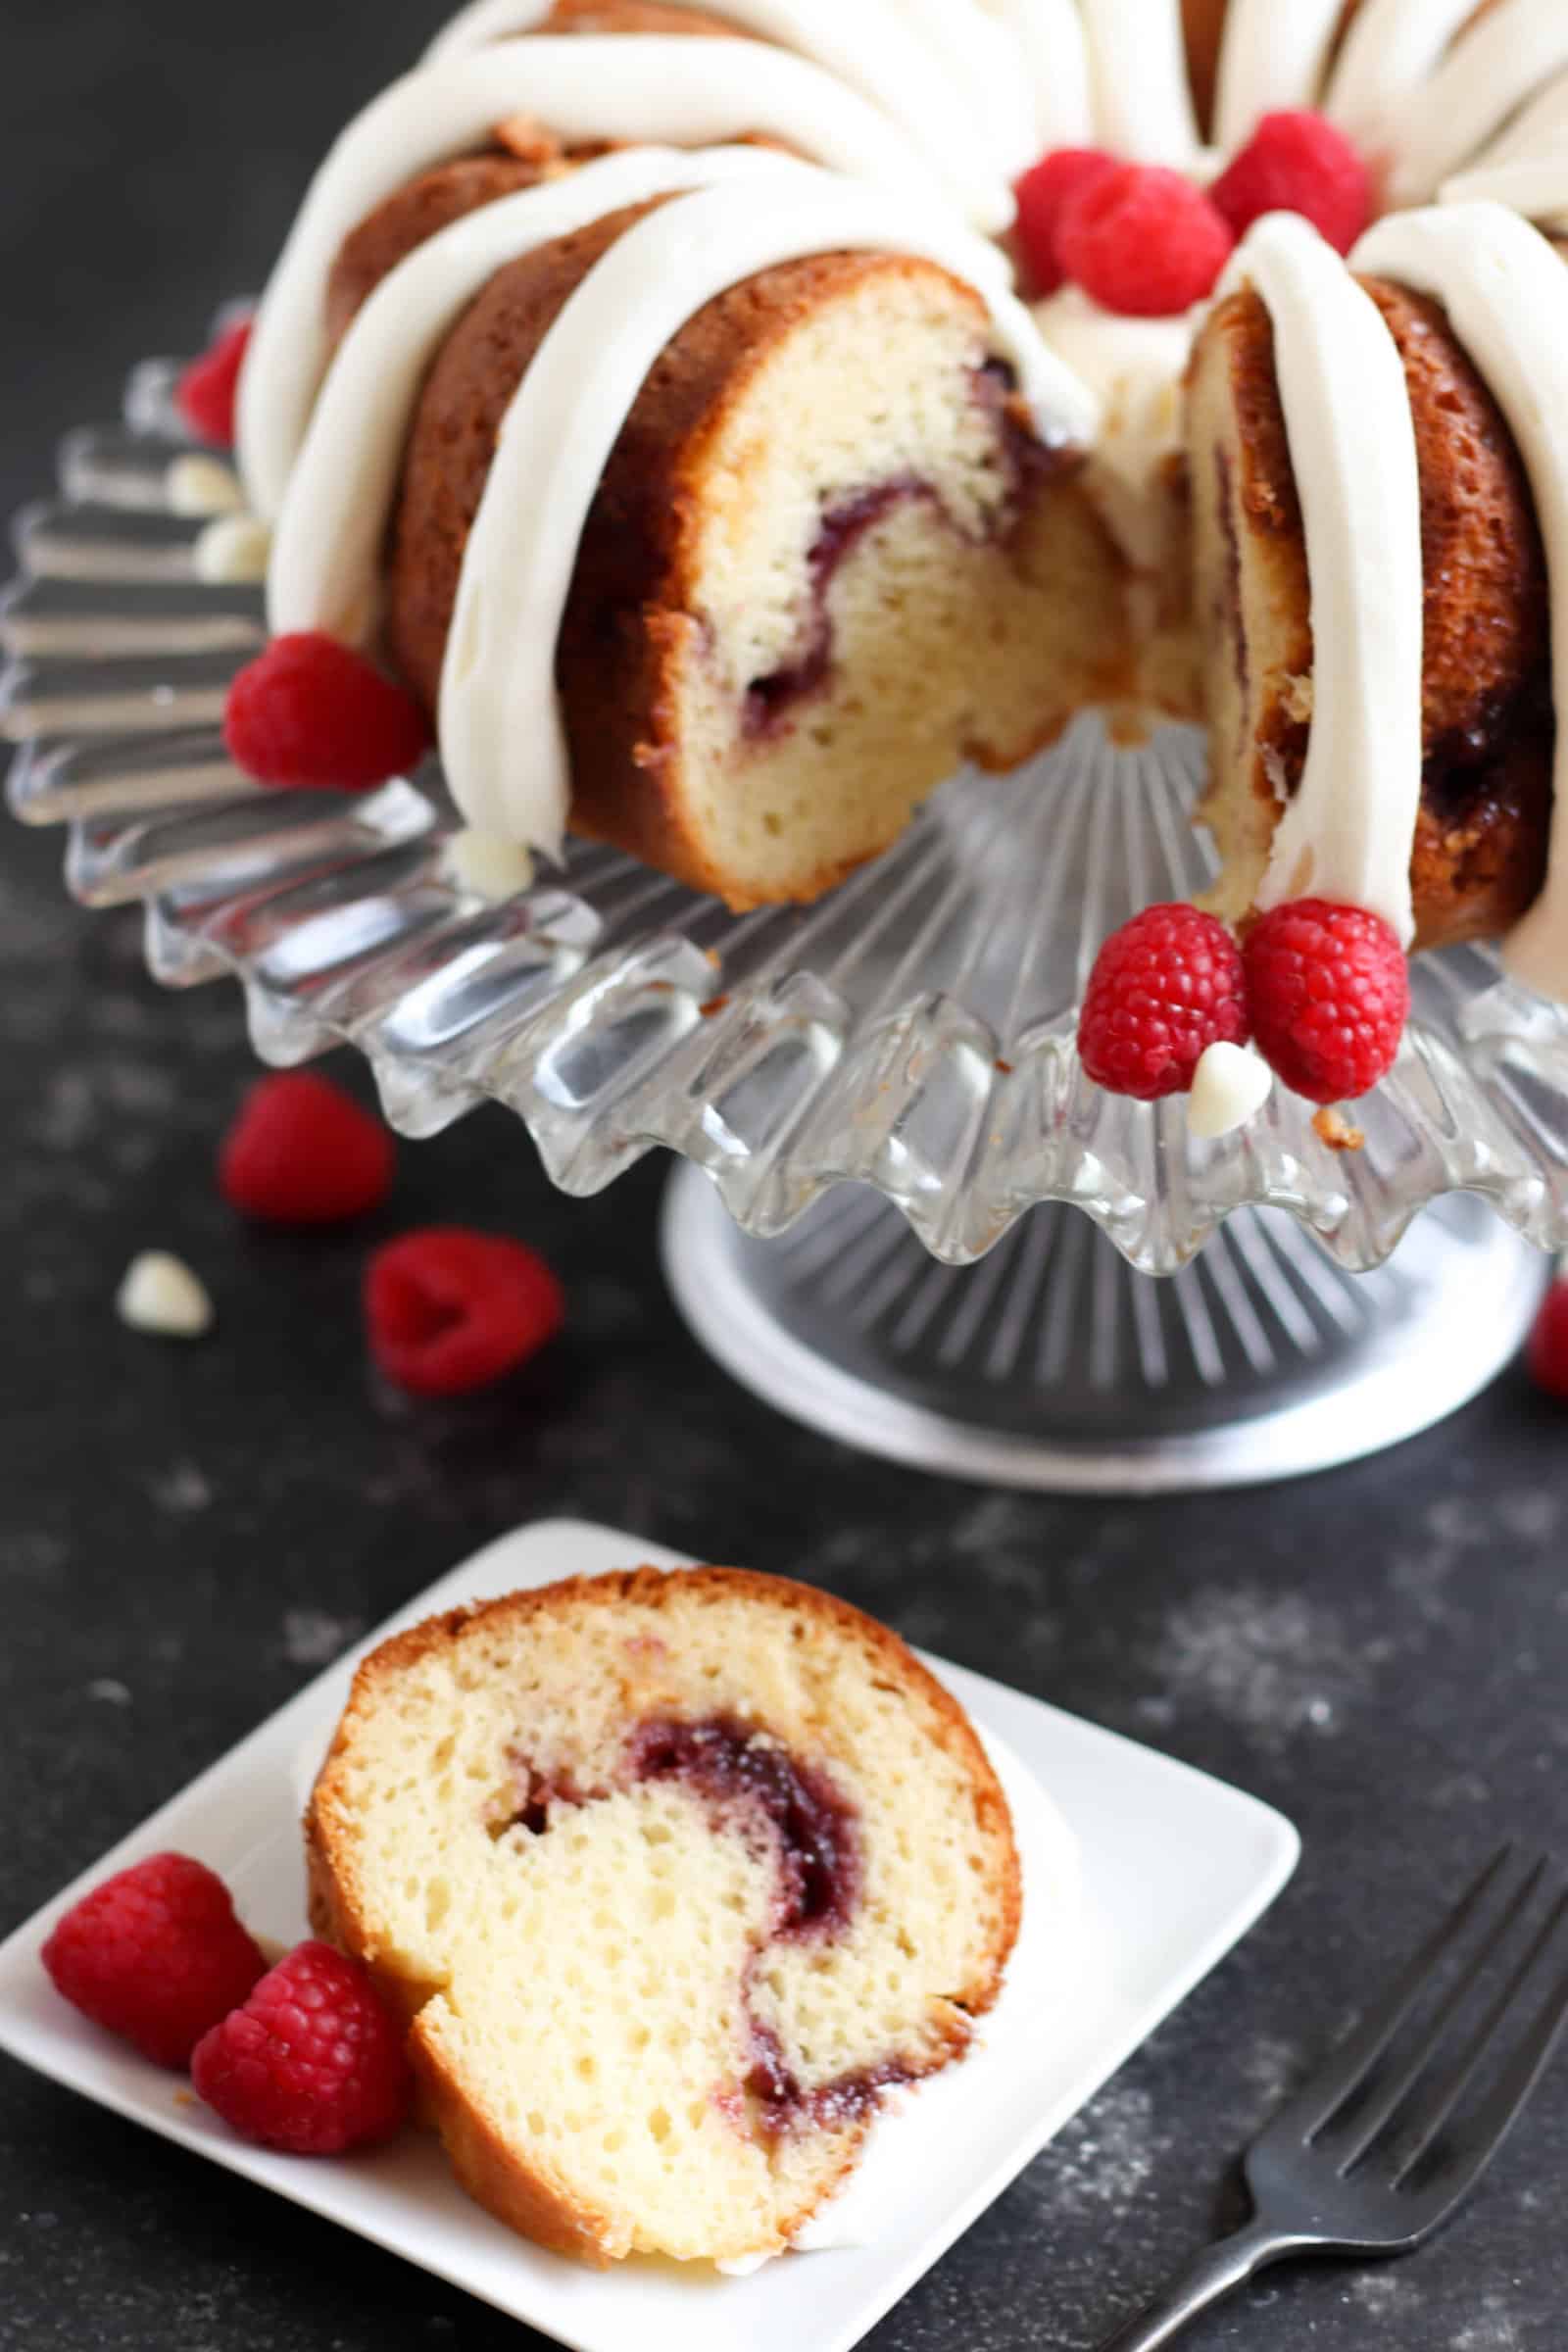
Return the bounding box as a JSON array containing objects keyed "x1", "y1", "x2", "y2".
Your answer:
[
  {"x1": 438, "y1": 177, "x2": 1099, "y2": 851},
  {"x1": 420, "y1": 0, "x2": 1017, "y2": 229},
  {"x1": 1355, "y1": 204, "x2": 1568, "y2": 1004},
  {"x1": 1218, "y1": 215, "x2": 1424, "y2": 946},
  {"x1": 267, "y1": 146, "x2": 814, "y2": 650},
  {"x1": 1324, "y1": 0, "x2": 1481, "y2": 162},
  {"x1": 1442, "y1": 157, "x2": 1568, "y2": 232},
  {"x1": 1459, "y1": 68, "x2": 1568, "y2": 176},
  {"x1": 234, "y1": 38, "x2": 961, "y2": 522},
  {"x1": 1077, "y1": 0, "x2": 1199, "y2": 168},
  {"x1": 986, "y1": 0, "x2": 1093, "y2": 153},
  {"x1": 887, "y1": 0, "x2": 1039, "y2": 178},
  {"x1": 1385, "y1": 0, "x2": 1568, "y2": 210},
  {"x1": 1212, "y1": 0, "x2": 1344, "y2": 153}
]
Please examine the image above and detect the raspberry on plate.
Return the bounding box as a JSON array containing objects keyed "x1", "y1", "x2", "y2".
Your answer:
[
  {"x1": 366, "y1": 1228, "x2": 565, "y2": 1397},
  {"x1": 41, "y1": 1852, "x2": 267, "y2": 2069},
  {"x1": 1056, "y1": 164, "x2": 1234, "y2": 317},
  {"x1": 1078, "y1": 904, "x2": 1250, "y2": 1101},
  {"x1": 1012, "y1": 147, "x2": 1118, "y2": 297},
  {"x1": 220, "y1": 1071, "x2": 395, "y2": 1227},
  {"x1": 1244, "y1": 899, "x2": 1409, "y2": 1104},
  {"x1": 1209, "y1": 111, "x2": 1373, "y2": 258},
  {"x1": 191, "y1": 1940, "x2": 412, "y2": 2155},
  {"x1": 223, "y1": 631, "x2": 432, "y2": 794},
  {"x1": 175, "y1": 318, "x2": 252, "y2": 449}
]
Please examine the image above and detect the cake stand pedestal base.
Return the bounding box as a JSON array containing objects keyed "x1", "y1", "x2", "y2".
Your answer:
[{"x1": 660, "y1": 1166, "x2": 1546, "y2": 1494}]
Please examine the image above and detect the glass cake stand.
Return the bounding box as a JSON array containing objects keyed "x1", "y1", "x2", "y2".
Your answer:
[{"x1": 4, "y1": 335, "x2": 1563, "y2": 1490}]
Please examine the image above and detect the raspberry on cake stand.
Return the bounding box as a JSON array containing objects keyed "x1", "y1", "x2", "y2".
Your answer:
[{"x1": 2, "y1": 323, "x2": 1559, "y2": 1492}]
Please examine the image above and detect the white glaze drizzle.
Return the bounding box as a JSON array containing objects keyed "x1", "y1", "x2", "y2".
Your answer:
[
  {"x1": 1218, "y1": 216, "x2": 1424, "y2": 944},
  {"x1": 988, "y1": 0, "x2": 1093, "y2": 153},
  {"x1": 1324, "y1": 0, "x2": 1481, "y2": 163},
  {"x1": 1442, "y1": 156, "x2": 1568, "y2": 231},
  {"x1": 1457, "y1": 66, "x2": 1568, "y2": 176},
  {"x1": 268, "y1": 146, "x2": 811, "y2": 648},
  {"x1": 1212, "y1": 0, "x2": 1344, "y2": 153},
  {"x1": 1077, "y1": 0, "x2": 1200, "y2": 168},
  {"x1": 1354, "y1": 203, "x2": 1568, "y2": 1002},
  {"x1": 890, "y1": 0, "x2": 1040, "y2": 177},
  {"x1": 438, "y1": 177, "x2": 1098, "y2": 849},
  {"x1": 235, "y1": 38, "x2": 966, "y2": 520},
  {"x1": 1385, "y1": 0, "x2": 1568, "y2": 210},
  {"x1": 423, "y1": 0, "x2": 1027, "y2": 205}
]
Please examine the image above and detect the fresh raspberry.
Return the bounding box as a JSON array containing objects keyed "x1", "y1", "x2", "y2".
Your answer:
[
  {"x1": 1012, "y1": 147, "x2": 1119, "y2": 297},
  {"x1": 223, "y1": 632, "x2": 432, "y2": 794},
  {"x1": 220, "y1": 1071, "x2": 395, "y2": 1227},
  {"x1": 1209, "y1": 111, "x2": 1373, "y2": 257},
  {"x1": 41, "y1": 1853, "x2": 267, "y2": 2069},
  {"x1": 1078, "y1": 904, "x2": 1250, "y2": 1100},
  {"x1": 191, "y1": 1940, "x2": 411, "y2": 2155},
  {"x1": 366, "y1": 1228, "x2": 564, "y2": 1397},
  {"x1": 175, "y1": 319, "x2": 252, "y2": 448},
  {"x1": 1245, "y1": 899, "x2": 1409, "y2": 1103},
  {"x1": 1528, "y1": 1280, "x2": 1568, "y2": 1403},
  {"x1": 1056, "y1": 164, "x2": 1234, "y2": 317}
]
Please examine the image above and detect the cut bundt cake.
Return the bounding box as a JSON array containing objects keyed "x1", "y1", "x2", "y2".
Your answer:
[
  {"x1": 213, "y1": 0, "x2": 1568, "y2": 1014},
  {"x1": 306, "y1": 1567, "x2": 1021, "y2": 2267}
]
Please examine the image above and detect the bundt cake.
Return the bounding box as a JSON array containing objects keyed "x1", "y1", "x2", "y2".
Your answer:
[
  {"x1": 210, "y1": 0, "x2": 1568, "y2": 1081},
  {"x1": 305, "y1": 1567, "x2": 1021, "y2": 2267}
]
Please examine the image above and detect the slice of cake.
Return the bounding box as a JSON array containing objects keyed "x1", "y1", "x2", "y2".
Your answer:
[{"x1": 306, "y1": 1567, "x2": 1020, "y2": 2266}]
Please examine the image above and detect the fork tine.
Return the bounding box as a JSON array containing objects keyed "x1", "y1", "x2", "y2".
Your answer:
[
  {"x1": 1279, "y1": 1845, "x2": 1517, "y2": 2142},
  {"x1": 1328, "y1": 1857, "x2": 1550, "y2": 2175},
  {"x1": 1391, "y1": 1886, "x2": 1568, "y2": 2190}
]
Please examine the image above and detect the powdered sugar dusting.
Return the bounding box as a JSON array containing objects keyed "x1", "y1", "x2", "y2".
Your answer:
[{"x1": 1152, "y1": 1585, "x2": 1372, "y2": 1745}]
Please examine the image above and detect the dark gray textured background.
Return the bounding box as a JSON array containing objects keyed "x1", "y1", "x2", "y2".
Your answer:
[{"x1": 1, "y1": 9, "x2": 1565, "y2": 2346}]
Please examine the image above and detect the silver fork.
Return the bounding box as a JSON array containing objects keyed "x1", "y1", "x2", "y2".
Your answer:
[{"x1": 1095, "y1": 1845, "x2": 1568, "y2": 2350}]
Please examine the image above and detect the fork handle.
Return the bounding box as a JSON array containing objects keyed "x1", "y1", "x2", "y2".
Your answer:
[{"x1": 1092, "y1": 2218, "x2": 1289, "y2": 2351}]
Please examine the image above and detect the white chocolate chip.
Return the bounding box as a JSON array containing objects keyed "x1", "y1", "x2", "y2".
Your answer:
[
  {"x1": 1188, "y1": 1043, "x2": 1274, "y2": 1141},
  {"x1": 440, "y1": 828, "x2": 535, "y2": 903},
  {"x1": 193, "y1": 511, "x2": 272, "y2": 586},
  {"x1": 116, "y1": 1251, "x2": 215, "y2": 1340},
  {"x1": 167, "y1": 453, "x2": 246, "y2": 518}
]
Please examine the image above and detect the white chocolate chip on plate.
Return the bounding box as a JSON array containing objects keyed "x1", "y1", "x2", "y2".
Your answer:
[
  {"x1": 193, "y1": 512, "x2": 271, "y2": 586},
  {"x1": 1188, "y1": 1042, "x2": 1274, "y2": 1141},
  {"x1": 167, "y1": 454, "x2": 246, "y2": 518}
]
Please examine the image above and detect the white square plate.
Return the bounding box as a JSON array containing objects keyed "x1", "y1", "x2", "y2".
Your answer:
[{"x1": 0, "y1": 1518, "x2": 1298, "y2": 2351}]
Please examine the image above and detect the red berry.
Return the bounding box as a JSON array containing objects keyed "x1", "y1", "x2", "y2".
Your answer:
[
  {"x1": 223, "y1": 632, "x2": 431, "y2": 794},
  {"x1": 1529, "y1": 1281, "x2": 1568, "y2": 1403},
  {"x1": 1078, "y1": 904, "x2": 1250, "y2": 1101},
  {"x1": 175, "y1": 319, "x2": 252, "y2": 448},
  {"x1": 220, "y1": 1071, "x2": 395, "y2": 1227},
  {"x1": 191, "y1": 1940, "x2": 411, "y2": 2155},
  {"x1": 366, "y1": 1228, "x2": 564, "y2": 1397},
  {"x1": 1245, "y1": 899, "x2": 1409, "y2": 1103},
  {"x1": 1209, "y1": 111, "x2": 1373, "y2": 257},
  {"x1": 1056, "y1": 164, "x2": 1234, "y2": 317},
  {"x1": 41, "y1": 1853, "x2": 267, "y2": 2069},
  {"x1": 1013, "y1": 147, "x2": 1119, "y2": 297}
]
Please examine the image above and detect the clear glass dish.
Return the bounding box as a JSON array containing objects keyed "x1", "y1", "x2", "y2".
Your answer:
[{"x1": 8, "y1": 335, "x2": 1568, "y2": 1277}]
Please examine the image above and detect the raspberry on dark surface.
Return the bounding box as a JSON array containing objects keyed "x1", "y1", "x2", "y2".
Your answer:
[
  {"x1": 191, "y1": 1940, "x2": 411, "y2": 2156},
  {"x1": 223, "y1": 632, "x2": 432, "y2": 794},
  {"x1": 41, "y1": 1853, "x2": 267, "y2": 2069},
  {"x1": 1244, "y1": 899, "x2": 1410, "y2": 1104},
  {"x1": 1078, "y1": 904, "x2": 1250, "y2": 1101},
  {"x1": 1209, "y1": 111, "x2": 1373, "y2": 257},
  {"x1": 220, "y1": 1071, "x2": 395, "y2": 1227},
  {"x1": 365, "y1": 1228, "x2": 565, "y2": 1397},
  {"x1": 1056, "y1": 164, "x2": 1234, "y2": 317},
  {"x1": 1012, "y1": 147, "x2": 1119, "y2": 297},
  {"x1": 175, "y1": 319, "x2": 253, "y2": 449},
  {"x1": 1527, "y1": 1280, "x2": 1568, "y2": 1404}
]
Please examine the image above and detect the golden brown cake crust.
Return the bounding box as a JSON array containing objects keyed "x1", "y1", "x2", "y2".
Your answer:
[
  {"x1": 381, "y1": 200, "x2": 1076, "y2": 902},
  {"x1": 307, "y1": 1566, "x2": 1021, "y2": 2266},
  {"x1": 1201, "y1": 282, "x2": 1552, "y2": 949},
  {"x1": 326, "y1": 156, "x2": 555, "y2": 347}
]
